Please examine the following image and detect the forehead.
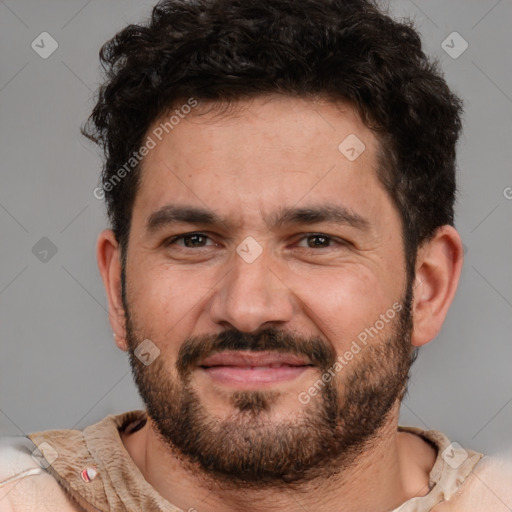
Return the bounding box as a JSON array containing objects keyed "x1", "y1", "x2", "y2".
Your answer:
[{"x1": 132, "y1": 95, "x2": 391, "y2": 231}]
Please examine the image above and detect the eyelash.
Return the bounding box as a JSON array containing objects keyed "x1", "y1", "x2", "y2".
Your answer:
[{"x1": 165, "y1": 232, "x2": 347, "y2": 250}]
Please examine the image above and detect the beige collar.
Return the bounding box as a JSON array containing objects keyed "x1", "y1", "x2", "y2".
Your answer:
[{"x1": 28, "y1": 410, "x2": 483, "y2": 512}]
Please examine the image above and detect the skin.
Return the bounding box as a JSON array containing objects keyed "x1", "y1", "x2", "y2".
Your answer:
[{"x1": 97, "y1": 95, "x2": 464, "y2": 512}]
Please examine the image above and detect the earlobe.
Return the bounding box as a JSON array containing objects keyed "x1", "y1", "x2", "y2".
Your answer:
[
  {"x1": 410, "y1": 225, "x2": 464, "y2": 347},
  {"x1": 96, "y1": 229, "x2": 128, "y2": 351}
]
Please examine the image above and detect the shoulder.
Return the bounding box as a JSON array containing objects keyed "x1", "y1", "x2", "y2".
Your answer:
[
  {"x1": 435, "y1": 452, "x2": 512, "y2": 511},
  {"x1": 0, "y1": 434, "x2": 44, "y2": 491},
  {"x1": 0, "y1": 435, "x2": 80, "y2": 511}
]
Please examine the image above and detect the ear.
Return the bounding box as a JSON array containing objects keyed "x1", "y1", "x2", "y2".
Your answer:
[
  {"x1": 411, "y1": 225, "x2": 464, "y2": 347},
  {"x1": 97, "y1": 229, "x2": 128, "y2": 351}
]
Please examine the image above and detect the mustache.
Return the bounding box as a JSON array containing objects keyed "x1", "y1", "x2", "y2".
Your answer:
[{"x1": 176, "y1": 327, "x2": 336, "y2": 376}]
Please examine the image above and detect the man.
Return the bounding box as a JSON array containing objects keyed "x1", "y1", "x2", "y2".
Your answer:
[{"x1": 1, "y1": 0, "x2": 511, "y2": 510}]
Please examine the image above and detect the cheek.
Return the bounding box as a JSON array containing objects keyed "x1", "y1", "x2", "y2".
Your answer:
[
  {"x1": 126, "y1": 263, "x2": 212, "y2": 344},
  {"x1": 294, "y1": 266, "x2": 394, "y2": 344}
]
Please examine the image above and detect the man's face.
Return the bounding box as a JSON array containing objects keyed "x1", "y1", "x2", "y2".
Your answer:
[{"x1": 122, "y1": 96, "x2": 415, "y2": 484}]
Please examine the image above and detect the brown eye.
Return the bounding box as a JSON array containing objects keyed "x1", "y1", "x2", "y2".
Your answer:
[
  {"x1": 166, "y1": 233, "x2": 214, "y2": 248},
  {"x1": 306, "y1": 235, "x2": 331, "y2": 248},
  {"x1": 296, "y1": 234, "x2": 339, "y2": 249}
]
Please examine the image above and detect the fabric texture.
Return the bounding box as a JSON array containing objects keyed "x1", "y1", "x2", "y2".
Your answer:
[{"x1": 0, "y1": 409, "x2": 510, "y2": 511}]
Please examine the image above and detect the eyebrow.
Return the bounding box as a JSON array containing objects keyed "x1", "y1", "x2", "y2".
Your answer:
[{"x1": 146, "y1": 203, "x2": 371, "y2": 233}]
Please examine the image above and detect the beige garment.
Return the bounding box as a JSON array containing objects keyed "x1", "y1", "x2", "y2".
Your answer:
[{"x1": 0, "y1": 409, "x2": 510, "y2": 511}]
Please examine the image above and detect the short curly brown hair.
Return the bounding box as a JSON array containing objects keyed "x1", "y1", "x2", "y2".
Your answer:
[{"x1": 82, "y1": 0, "x2": 463, "y2": 280}]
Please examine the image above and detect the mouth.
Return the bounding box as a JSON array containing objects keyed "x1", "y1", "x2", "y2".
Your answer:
[{"x1": 198, "y1": 350, "x2": 314, "y2": 387}]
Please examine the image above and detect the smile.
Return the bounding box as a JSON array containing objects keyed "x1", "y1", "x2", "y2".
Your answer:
[{"x1": 199, "y1": 351, "x2": 314, "y2": 386}]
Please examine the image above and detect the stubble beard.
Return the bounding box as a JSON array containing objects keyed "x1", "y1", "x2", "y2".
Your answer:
[{"x1": 124, "y1": 283, "x2": 415, "y2": 487}]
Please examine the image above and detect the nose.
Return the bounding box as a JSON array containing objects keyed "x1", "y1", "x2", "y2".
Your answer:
[{"x1": 209, "y1": 247, "x2": 295, "y2": 333}]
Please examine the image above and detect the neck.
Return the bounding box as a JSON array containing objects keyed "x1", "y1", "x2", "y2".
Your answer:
[{"x1": 121, "y1": 402, "x2": 436, "y2": 512}]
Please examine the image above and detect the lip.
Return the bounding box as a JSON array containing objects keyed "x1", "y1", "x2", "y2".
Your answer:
[
  {"x1": 198, "y1": 351, "x2": 313, "y2": 387},
  {"x1": 200, "y1": 350, "x2": 311, "y2": 368}
]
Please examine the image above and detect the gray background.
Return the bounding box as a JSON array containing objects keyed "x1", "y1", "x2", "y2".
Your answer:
[{"x1": 1, "y1": 0, "x2": 511, "y2": 459}]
